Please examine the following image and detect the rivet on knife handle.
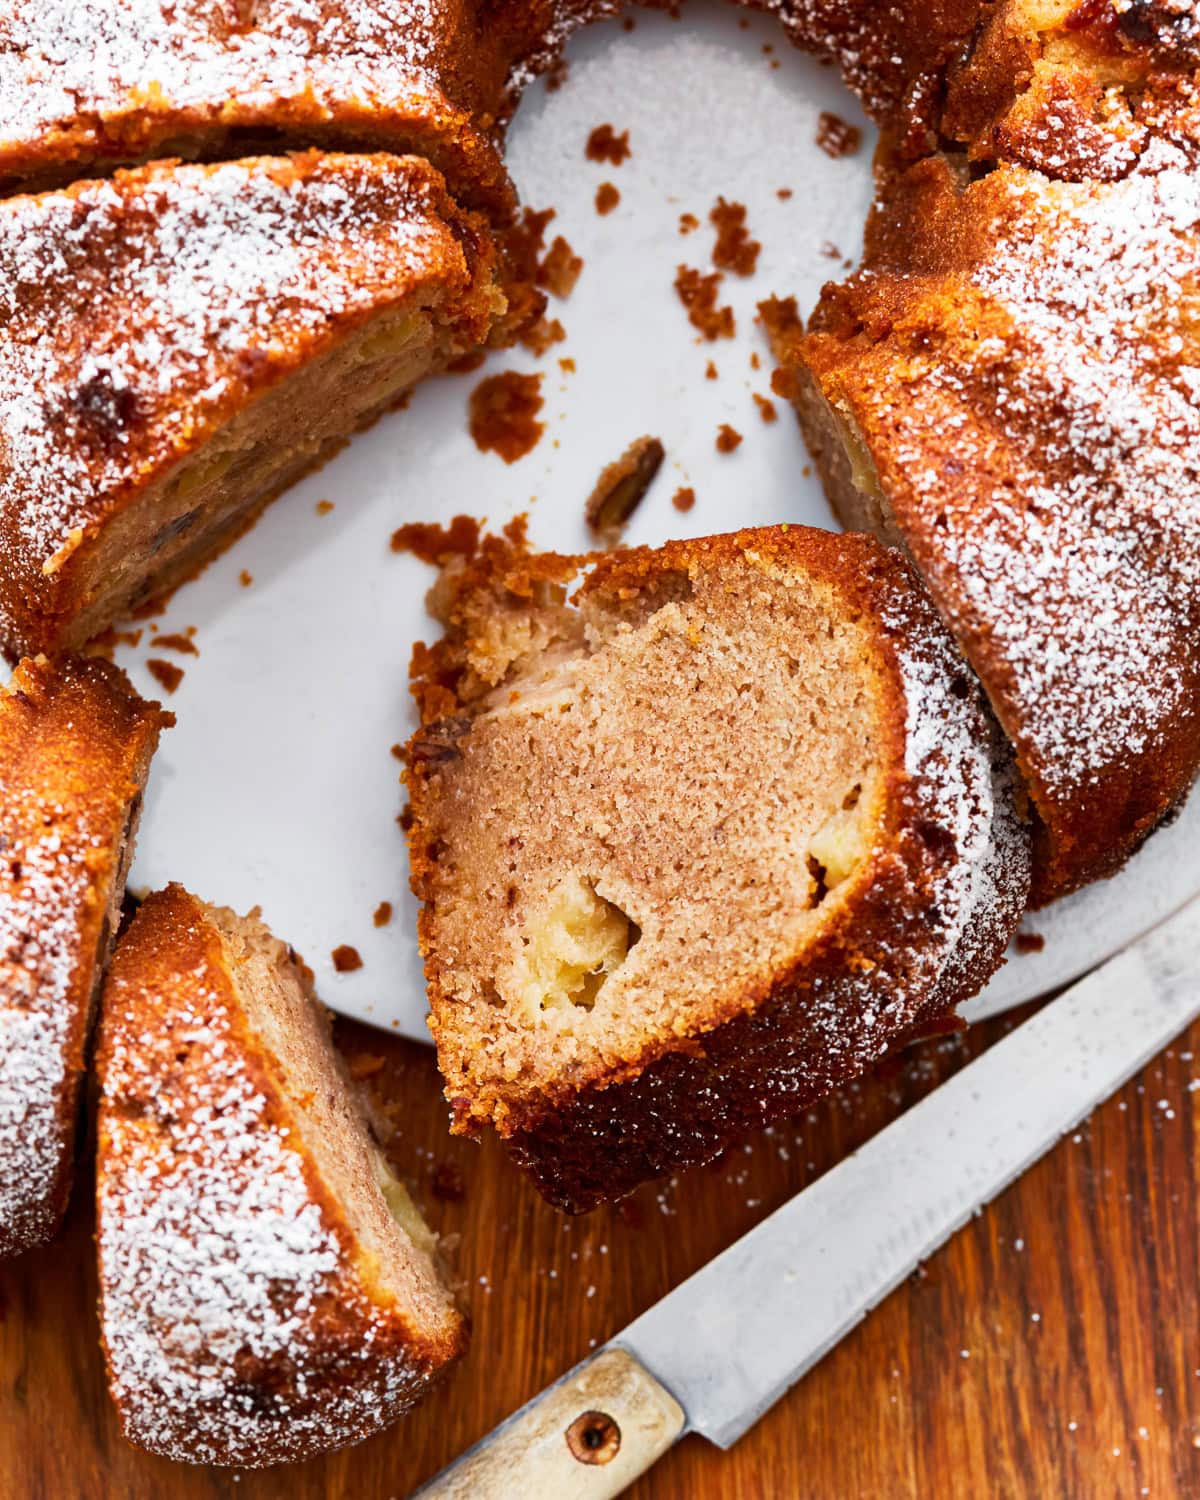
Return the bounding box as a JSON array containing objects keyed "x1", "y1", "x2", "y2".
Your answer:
[{"x1": 414, "y1": 1347, "x2": 684, "y2": 1498}]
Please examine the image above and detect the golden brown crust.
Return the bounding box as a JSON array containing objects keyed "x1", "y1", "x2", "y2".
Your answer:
[
  {"x1": 407, "y1": 526, "x2": 1030, "y2": 1211},
  {"x1": 942, "y1": 0, "x2": 1200, "y2": 179},
  {"x1": 95, "y1": 884, "x2": 467, "y2": 1467},
  {"x1": 0, "y1": 151, "x2": 504, "y2": 660},
  {"x1": 0, "y1": 655, "x2": 168, "y2": 1259},
  {"x1": 784, "y1": 99, "x2": 1200, "y2": 901},
  {"x1": 0, "y1": 1, "x2": 990, "y2": 207},
  {"x1": 0, "y1": 0, "x2": 534, "y2": 210}
]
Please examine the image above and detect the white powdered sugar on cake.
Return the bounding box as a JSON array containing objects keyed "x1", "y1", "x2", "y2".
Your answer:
[
  {"x1": 924, "y1": 135, "x2": 1200, "y2": 799},
  {"x1": 0, "y1": 155, "x2": 462, "y2": 575},
  {"x1": 0, "y1": 821, "x2": 92, "y2": 1254},
  {"x1": 887, "y1": 585, "x2": 1030, "y2": 1004},
  {"x1": 0, "y1": 0, "x2": 446, "y2": 146},
  {"x1": 98, "y1": 972, "x2": 432, "y2": 1465},
  {"x1": 802, "y1": 566, "x2": 1031, "y2": 1082}
]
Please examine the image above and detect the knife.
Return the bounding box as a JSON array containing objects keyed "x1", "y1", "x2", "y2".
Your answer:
[{"x1": 415, "y1": 891, "x2": 1200, "y2": 1499}]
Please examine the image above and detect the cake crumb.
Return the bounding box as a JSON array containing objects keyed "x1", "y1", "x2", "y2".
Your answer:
[
  {"x1": 332, "y1": 945, "x2": 363, "y2": 973},
  {"x1": 315, "y1": 499, "x2": 335, "y2": 516},
  {"x1": 537, "y1": 236, "x2": 584, "y2": 299},
  {"x1": 468, "y1": 372, "x2": 545, "y2": 463},
  {"x1": 520, "y1": 315, "x2": 566, "y2": 357},
  {"x1": 777, "y1": 187, "x2": 793, "y2": 200},
  {"x1": 710, "y1": 197, "x2": 761, "y2": 277},
  {"x1": 584, "y1": 436, "x2": 665, "y2": 544},
  {"x1": 705, "y1": 360, "x2": 718, "y2": 380},
  {"x1": 85, "y1": 625, "x2": 144, "y2": 660},
  {"x1": 392, "y1": 514, "x2": 482, "y2": 562},
  {"x1": 1016, "y1": 931, "x2": 1046, "y2": 953},
  {"x1": 679, "y1": 212, "x2": 699, "y2": 234},
  {"x1": 153, "y1": 632, "x2": 199, "y2": 656},
  {"x1": 595, "y1": 182, "x2": 620, "y2": 215},
  {"x1": 585, "y1": 123, "x2": 631, "y2": 165},
  {"x1": 146, "y1": 659, "x2": 184, "y2": 694},
  {"x1": 753, "y1": 393, "x2": 778, "y2": 423},
  {"x1": 373, "y1": 902, "x2": 393, "y2": 928},
  {"x1": 675, "y1": 266, "x2": 734, "y2": 340},
  {"x1": 816, "y1": 111, "x2": 862, "y2": 158},
  {"x1": 672, "y1": 486, "x2": 696, "y2": 513},
  {"x1": 716, "y1": 424, "x2": 743, "y2": 454},
  {"x1": 559, "y1": 356, "x2": 576, "y2": 374},
  {"x1": 239, "y1": 570, "x2": 253, "y2": 587}
]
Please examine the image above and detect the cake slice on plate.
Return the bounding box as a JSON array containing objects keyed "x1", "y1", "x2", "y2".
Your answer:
[
  {"x1": 0, "y1": 655, "x2": 169, "y2": 1259},
  {"x1": 774, "y1": 97, "x2": 1200, "y2": 901},
  {"x1": 405, "y1": 525, "x2": 1031, "y2": 1212},
  {"x1": 0, "y1": 151, "x2": 505, "y2": 659},
  {"x1": 95, "y1": 885, "x2": 467, "y2": 1467}
]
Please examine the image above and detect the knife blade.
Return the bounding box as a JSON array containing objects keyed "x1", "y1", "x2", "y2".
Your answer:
[{"x1": 415, "y1": 890, "x2": 1200, "y2": 1499}]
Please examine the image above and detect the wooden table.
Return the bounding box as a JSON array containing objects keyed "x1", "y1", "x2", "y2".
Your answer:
[{"x1": 5, "y1": 999, "x2": 1200, "y2": 1499}]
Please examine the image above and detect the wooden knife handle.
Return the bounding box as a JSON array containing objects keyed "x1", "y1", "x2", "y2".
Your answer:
[{"x1": 415, "y1": 1347, "x2": 686, "y2": 1499}]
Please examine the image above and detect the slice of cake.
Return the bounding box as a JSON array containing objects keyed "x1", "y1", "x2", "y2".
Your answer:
[
  {"x1": 405, "y1": 526, "x2": 1031, "y2": 1212},
  {"x1": 95, "y1": 885, "x2": 467, "y2": 1467},
  {"x1": 0, "y1": 151, "x2": 505, "y2": 660},
  {"x1": 0, "y1": 655, "x2": 169, "y2": 1260},
  {"x1": 0, "y1": 0, "x2": 521, "y2": 211},
  {"x1": 775, "y1": 103, "x2": 1200, "y2": 901}
]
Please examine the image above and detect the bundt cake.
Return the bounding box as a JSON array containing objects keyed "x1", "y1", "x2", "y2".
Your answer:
[
  {"x1": 3, "y1": 1, "x2": 1195, "y2": 895},
  {"x1": 405, "y1": 526, "x2": 1031, "y2": 1211},
  {"x1": 0, "y1": 655, "x2": 169, "y2": 1260},
  {"x1": 0, "y1": 0, "x2": 527, "y2": 209},
  {"x1": 0, "y1": 1, "x2": 974, "y2": 207},
  {"x1": 95, "y1": 884, "x2": 466, "y2": 1467},
  {"x1": 0, "y1": 150, "x2": 504, "y2": 659},
  {"x1": 775, "y1": 79, "x2": 1200, "y2": 901}
]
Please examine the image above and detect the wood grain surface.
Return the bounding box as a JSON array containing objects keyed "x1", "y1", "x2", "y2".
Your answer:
[{"x1": 4, "y1": 997, "x2": 1200, "y2": 1499}]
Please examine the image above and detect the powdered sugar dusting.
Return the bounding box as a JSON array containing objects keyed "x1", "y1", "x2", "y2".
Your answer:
[
  {"x1": 97, "y1": 900, "x2": 442, "y2": 1466},
  {"x1": 0, "y1": 154, "x2": 468, "y2": 601},
  {"x1": 944, "y1": 137, "x2": 1200, "y2": 793},
  {"x1": 0, "y1": 812, "x2": 92, "y2": 1256},
  {"x1": 886, "y1": 575, "x2": 1031, "y2": 1005},
  {"x1": 818, "y1": 117, "x2": 1200, "y2": 882},
  {"x1": 800, "y1": 566, "x2": 1030, "y2": 1082},
  {"x1": 0, "y1": 0, "x2": 449, "y2": 155}
]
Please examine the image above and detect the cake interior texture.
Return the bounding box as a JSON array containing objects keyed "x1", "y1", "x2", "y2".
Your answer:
[
  {"x1": 203, "y1": 900, "x2": 455, "y2": 1340},
  {"x1": 62, "y1": 298, "x2": 469, "y2": 646},
  {"x1": 417, "y1": 546, "x2": 890, "y2": 1130}
]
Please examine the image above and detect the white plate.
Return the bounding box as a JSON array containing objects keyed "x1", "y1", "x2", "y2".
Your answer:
[{"x1": 107, "y1": 2, "x2": 1200, "y2": 1040}]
